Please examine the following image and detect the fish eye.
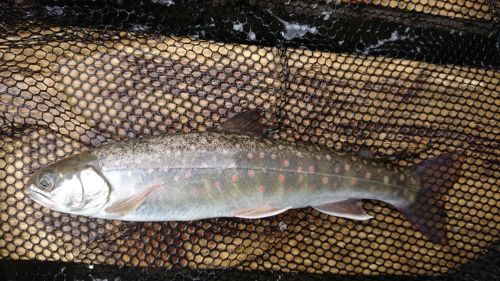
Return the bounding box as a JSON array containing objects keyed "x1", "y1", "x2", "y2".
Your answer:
[{"x1": 38, "y1": 176, "x2": 53, "y2": 191}]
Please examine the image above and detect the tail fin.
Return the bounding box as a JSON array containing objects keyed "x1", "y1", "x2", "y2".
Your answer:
[{"x1": 399, "y1": 152, "x2": 464, "y2": 244}]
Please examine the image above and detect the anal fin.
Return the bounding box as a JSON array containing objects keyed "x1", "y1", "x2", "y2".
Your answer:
[
  {"x1": 313, "y1": 199, "x2": 372, "y2": 220},
  {"x1": 235, "y1": 206, "x2": 290, "y2": 219}
]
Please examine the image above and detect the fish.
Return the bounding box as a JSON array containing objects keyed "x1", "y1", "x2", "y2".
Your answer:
[{"x1": 26, "y1": 110, "x2": 463, "y2": 244}]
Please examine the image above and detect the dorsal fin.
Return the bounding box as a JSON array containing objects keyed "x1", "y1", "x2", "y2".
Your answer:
[{"x1": 216, "y1": 109, "x2": 269, "y2": 137}]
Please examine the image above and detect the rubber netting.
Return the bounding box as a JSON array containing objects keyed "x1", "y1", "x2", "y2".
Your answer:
[{"x1": 0, "y1": 0, "x2": 498, "y2": 279}]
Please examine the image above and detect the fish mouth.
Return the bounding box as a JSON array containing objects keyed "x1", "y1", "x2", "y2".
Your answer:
[{"x1": 27, "y1": 186, "x2": 56, "y2": 208}]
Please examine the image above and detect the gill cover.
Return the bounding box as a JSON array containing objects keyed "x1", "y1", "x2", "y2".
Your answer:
[{"x1": 75, "y1": 166, "x2": 111, "y2": 213}]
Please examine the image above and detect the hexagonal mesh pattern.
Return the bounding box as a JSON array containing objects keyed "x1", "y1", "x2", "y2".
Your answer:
[{"x1": 0, "y1": 0, "x2": 498, "y2": 278}]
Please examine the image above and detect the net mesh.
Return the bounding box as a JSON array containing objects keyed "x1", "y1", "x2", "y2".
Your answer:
[{"x1": 0, "y1": 0, "x2": 498, "y2": 278}]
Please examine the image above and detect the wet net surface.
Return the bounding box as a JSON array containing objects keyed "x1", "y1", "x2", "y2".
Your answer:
[{"x1": 0, "y1": 0, "x2": 499, "y2": 279}]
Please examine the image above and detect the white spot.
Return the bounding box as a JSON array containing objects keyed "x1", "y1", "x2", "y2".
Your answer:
[
  {"x1": 320, "y1": 11, "x2": 331, "y2": 21},
  {"x1": 154, "y1": 0, "x2": 175, "y2": 6},
  {"x1": 247, "y1": 30, "x2": 256, "y2": 41},
  {"x1": 279, "y1": 221, "x2": 287, "y2": 231},
  {"x1": 233, "y1": 22, "x2": 244, "y2": 32},
  {"x1": 383, "y1": 176, "x2": 390, "y2": 184},
  {"x1": 232, "y1": 22, "x2": 257, "y2": 41},
  {"x1": 362, "y1": 31, "x2": 413, "y2": 55},
  {"x1": 269, "y1": 10, "x2": 318, "y2": 40},
  {"x1": 88, "y1": 264, "x2": 94, "y2": 269}
]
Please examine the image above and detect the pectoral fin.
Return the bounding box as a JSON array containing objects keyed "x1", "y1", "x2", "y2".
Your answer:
[
  {"x1": 105, "y1": 183, "x2": 162, "y2": 216},
  {"x1": 235, "y1": 206, "x2": 290, "y2": 219},
  {"x1": 313, "y1": 199, "x2": 372, "y2": 220},
  {"x1": 216, "y1": 109, "x2": 269, "y2": 137}
]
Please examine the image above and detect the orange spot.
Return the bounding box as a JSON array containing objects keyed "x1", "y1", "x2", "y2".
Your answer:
[
  {"x1": 190, "y1": 188, "x2": 200, "y2": 196},
  {"x1": 248, "y1": 170, "x2": 256, "y2": 177},
  {"x1": 231, "y1": 175, "x2": 239, "y2": 183},
  {"x1": 365, "y1": 172, "x2": 372, "y2": 179},
  {"x1": 308, "y1": 165, "x2": 315, "y2": 173},
  {"x1": 321, "y1": 177, "x2": 329, "y2": 185},
  {"x1": 258, "y1": 185, "x2": 265, "y2": 193},
  {"x1": 247, "y1": 152, "x2": 253, "y2": 159},
  {"x1": 296, "y1": 166, "x2": 303, "y2": 173},
  {"x1": 283, "y1": 159, "x2": 290, "y2": 167},
  {"x1": 271, "y1": 153, "x2": 277, "y2": 160},
  {"x1": 278, "y1": 174, "x2": 285, "y2": 183},
  {"x1": 351, "y1": 177, "x2": 358, "y2": 185},
  {"x1": 332, "y1": 183, "x2": 338, "y2": 190},
  {"x1": 335, "y1": 167, "x2": 340, "y2": 174},
  {"x1": 259, "y1": 152, "x2": 265, "y2": 159},
  {"x1": 345, "y1": 164, "x2": 351, "y2": 172}
]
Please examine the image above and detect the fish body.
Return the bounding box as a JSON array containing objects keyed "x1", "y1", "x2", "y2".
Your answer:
[
  {"x1": 26, "y1": 111, "x2": 462, "y2": 244},
  {"x1": 65, "y1": 132, "x2": 414, "y2": 221}
]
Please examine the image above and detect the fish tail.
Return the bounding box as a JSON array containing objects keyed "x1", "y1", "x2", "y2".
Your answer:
[{"x1": 399, "y1": 152, "x2": 464, "y2": 244}]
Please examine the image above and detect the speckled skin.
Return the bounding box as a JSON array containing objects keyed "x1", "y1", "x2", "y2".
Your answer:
[{"x1": 47, "y1": 131, "x2": 419, "y2": 221}]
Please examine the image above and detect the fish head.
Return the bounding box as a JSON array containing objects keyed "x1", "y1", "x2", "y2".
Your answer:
[{"x1": 26, "y1": 154, "x2": 110, "y2": 216}]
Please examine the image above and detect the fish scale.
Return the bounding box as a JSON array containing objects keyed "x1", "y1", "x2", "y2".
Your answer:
[
  {"x1": 64, "y1": 132, "x2": 412, "y2": 219},
  {"x1": 26, "y1": 110, "x2": 463, "y2": 244}
]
